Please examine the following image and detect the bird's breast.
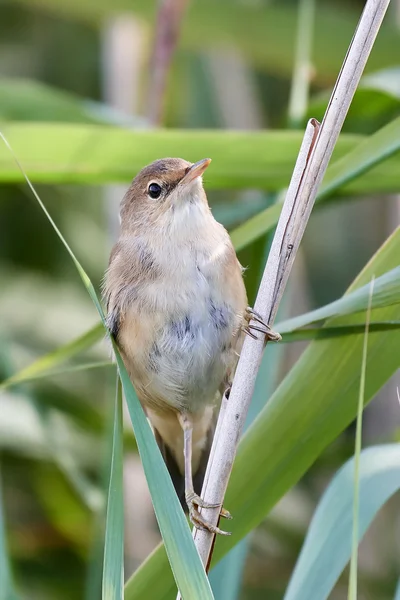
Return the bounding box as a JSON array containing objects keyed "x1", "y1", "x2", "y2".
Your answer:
[{"x1": 119, "y1": 243, "x2": 245, "y2": 414}]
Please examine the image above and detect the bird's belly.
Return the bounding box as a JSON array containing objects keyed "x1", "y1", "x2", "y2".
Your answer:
[
  {"x1": 150, "y1": 301, "x2": 237, "y2": 411},
  {"x1": 123, "y1": 293, "x2": 241, "y2": 414}
]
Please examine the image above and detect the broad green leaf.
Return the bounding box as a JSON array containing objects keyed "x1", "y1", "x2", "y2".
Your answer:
[
  {"x1": 276, "y1": 265, "x2": 400, "y2": 333},
  {"x1": 0, "y1": 323, "x2": 104, "y2": 389},
  {"x1": 1, "y1": 133, "x2": 214, "y2": 600},
  {"x1": 3, "y1": 360, "x2": 113, "y2": 387},
  {"x1": 231, "y1": 114, "x2": 400, "y2": 251},
  {"x1": 124, "y1": 225, "x2": 400, "y2": 600},
  {"x1": 102, "y1": 379, "x2": 123, "y2": 600},
  {"x1": 283, "y1": 445, "x2": 400, "y2": 600},
  {"x1": 0, "y1": 122, "x2": 360, "y2": 188},
  {"x1": 0, "y1": 79, "x2": 141, "y2": 126},
  {"x1": 0, "y1": 472, "x2": 19, "y2": 600},
  {"x1": 395, "y1": 579, "x2": 400, "y2": 600},
  {"x1": 10, "y1": 2, "x2": 400, "y2": 84}
]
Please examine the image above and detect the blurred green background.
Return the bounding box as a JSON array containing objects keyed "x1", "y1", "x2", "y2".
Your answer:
[{"x1": 1, "y1": 0, "x2": 400, "y2": 598}]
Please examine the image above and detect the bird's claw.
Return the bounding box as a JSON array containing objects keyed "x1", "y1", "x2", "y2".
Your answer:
[
  {"x1": 244, "y1": 306, "x2": 281, "y2": 342},
  {"x1": 186, "y1": 492, "x2": 232, "y2": 536}
]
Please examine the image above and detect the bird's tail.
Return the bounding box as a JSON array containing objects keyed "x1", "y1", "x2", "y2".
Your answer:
[{"x1": 154, "y1": 422, "x2": 215, "y2": 509}]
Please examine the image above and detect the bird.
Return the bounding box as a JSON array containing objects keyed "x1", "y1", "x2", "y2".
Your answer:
[{"x1": 103, "y1": 157, "x2": 280, "y2": 534}]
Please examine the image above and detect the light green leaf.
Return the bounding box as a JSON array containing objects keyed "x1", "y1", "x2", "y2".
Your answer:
[
  {"x1": 102, "y1": 378, "x2": 124, "y2": 600},
  {"x1": 283, "y1": 445, "x2": 400, "y2": 600},
  {"x1": 394, "y1": 579, "x2": 400, "y2": 600},
  {"x1": 0, "y1": 79, "x2": 142, "y2": 127},
  {"x1": 0, "y1": 122, "x2": 360, "y2": 188},
  {"x1": 231, "y1": 114, "x2": 400, "y2": 251},
  {"x1": 124, "y1": 224, "x2": 400, "y2": 600},
  {"x1": 1, "y1": 132, "x2": 214, "y2": 600},
  {"x1": 0, "y1": 323, "x2": 104, "y2": 389},
  {"x1": 276, "y1": 265, "x2": 400, "y2": 333}
]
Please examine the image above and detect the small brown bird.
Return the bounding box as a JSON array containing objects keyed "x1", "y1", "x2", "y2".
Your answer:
[{"x1": 104, "y1": 158, "x2": 278, "y2": 534}]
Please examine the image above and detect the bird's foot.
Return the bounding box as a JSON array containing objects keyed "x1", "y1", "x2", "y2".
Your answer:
[
  {"x1": 186, "y1": 491, "x2": 232, "y2": 536},
  {"x1": 244, "y1": 306, "x2": 281, "y2": 342}
]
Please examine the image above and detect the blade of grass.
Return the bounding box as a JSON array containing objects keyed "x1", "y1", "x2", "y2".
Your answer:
[
  {"x1": 276, "y1": 265, "x2": 400, "y2": 333},
  {"x1": 348, "y1": 277, "x2": 374, "y2": 600},
  {"x1": 0, "y1": 324, "x2": 103, "y2": 389},
  {"x1": 0, "y1": 323, "x2": 104, "y2": 389},
  {"x1": 102, "y1": 377, "x2": 124, "y2": 600},
  {"x1": 0, "y1": 132, "x2": 214, "y2": 600},
  {"x1": 2, "y1": 361, "x2": 114, "y2": 386},
  {"x1": 85, "y1": 376, "x2": 119, "y2": 600}
]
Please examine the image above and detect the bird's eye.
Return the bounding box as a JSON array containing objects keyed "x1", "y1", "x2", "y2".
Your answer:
[{"x1": 147, "y1": 182, "x2": 162, "y2": 199}]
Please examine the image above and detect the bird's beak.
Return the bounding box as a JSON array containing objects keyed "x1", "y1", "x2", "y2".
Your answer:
[{"x1": 181, "y1": 158, "x2": 211, "y2": 184}]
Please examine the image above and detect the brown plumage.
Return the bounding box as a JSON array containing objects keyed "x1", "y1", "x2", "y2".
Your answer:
[{"x1": 104, "y1": 157, "x2": 248, "y2": 534}]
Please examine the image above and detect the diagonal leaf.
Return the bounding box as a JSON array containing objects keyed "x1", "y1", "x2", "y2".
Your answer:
[
  {"x1": 231, "y1": 114, "x2": 400, "y2": 251},
  {"x1": 0, "y1": 323, "x2": 104, "y2": 389},
  {"x1": 102, "y1": 378, "x2": 124, "y2": 600},
  {"x1": 0, "y1": 78, "x2": 144, "y2": 127},
  {"x1": 124, "y1": 224, "x2": 400, "y2": 600},
  {"x1": 1, "y1": 133, "x2": 214, "y2": 600},
  {"x1": 283, "y1": 445, "x2": 400, "y2": 600},
  {"x1": 276, "y1": 265, "x2": 400, "y2": 333}
]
